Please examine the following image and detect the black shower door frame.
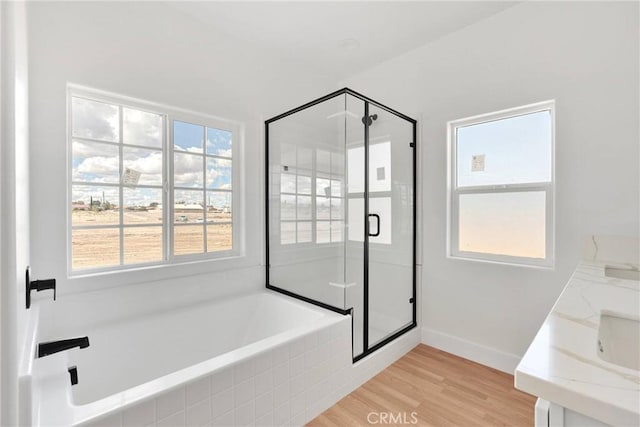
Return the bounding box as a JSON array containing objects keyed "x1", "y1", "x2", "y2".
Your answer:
[{"x1": 264, "y1": 87, "x2": 417, "y2": 362}]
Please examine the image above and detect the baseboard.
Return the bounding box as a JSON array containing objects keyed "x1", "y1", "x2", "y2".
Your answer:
[
  {"x1": 350, "y1": 327, "x2": 420, "y2": 391},
  {"x1": 421, "y1": 327, "x2": 521, "y2": 374}
]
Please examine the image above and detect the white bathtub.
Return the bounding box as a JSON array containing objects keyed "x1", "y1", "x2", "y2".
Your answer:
[{"x1": 31, "y1": 291, "x2": 352, "y2": 426}]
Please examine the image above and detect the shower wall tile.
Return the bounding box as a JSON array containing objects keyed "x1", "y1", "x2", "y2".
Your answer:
[
  {"x1": 256, "y1": 411, "x2": 274, "y2": 427},
  {"x1": 273, "y1": 402, "x2": 290, "y2": 427},
  {"x1": 254, "y1": 350, "x2": 273, "y2": 374},
  {"x1": 156, "y1": 386, "x2": 185, "y2": 420},
  {"x1": 210, "y1": 369, "x2": 233, "y2": 395},
  {"x1": 157, "y1": 410, "x2": 185, "y2": 427},
  {"x1": 272, "y1": 345, "x2": 289, "y2": 366},
  {"x1": 185, "y1": 397, "x2": 211, "y2": 427},
  {"x1": 234, "y1": 400, "x2": 254, "y2": 426},
  {"x1": 234, "y1": 377, "x2": 255, "y2": 406},
  {"x1": 186, "y1": 376, "x2": 211, "y2": 406},
  {"x1": 255, "y1": 390, "x2": 274, "y2": 420},
  {"x1": 212, "y1": 410, "x2": 234, "y2": 427},
  {"x1": 255, "y1": 369, "x2": 273, "y2": 396},
  {"x1": 211, "y1": 388, "x2": 234, "y2": 417}
]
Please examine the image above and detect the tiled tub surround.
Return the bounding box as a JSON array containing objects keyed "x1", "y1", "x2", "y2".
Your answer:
[
  {"x1": 515, "y1": 239, "x2": 640, "y2": 426},
  {"x1": 31, "y1": 292, "x2": 352, "y2": 426}
]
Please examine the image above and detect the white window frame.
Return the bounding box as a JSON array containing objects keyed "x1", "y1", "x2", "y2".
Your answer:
[
  {"x1": 446, "y1": 100, "x2": 555, "y2": 268},
  {"x1": 67, "y1": 85, "x2": 243, "y2": 276}
]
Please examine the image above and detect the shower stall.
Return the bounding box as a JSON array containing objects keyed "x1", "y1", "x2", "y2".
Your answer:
[{"x1": 265, "y1": 88, "x2": 416, "y2": 361}]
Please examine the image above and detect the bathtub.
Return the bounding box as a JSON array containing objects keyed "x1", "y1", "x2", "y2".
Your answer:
[{"x1": 31, "y1": 291, "x2": 352, "y2": 426}]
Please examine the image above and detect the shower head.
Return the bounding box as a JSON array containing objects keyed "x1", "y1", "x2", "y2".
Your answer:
[{"x1": 362, "y1": 114, "x2": 378, "y2": 126}]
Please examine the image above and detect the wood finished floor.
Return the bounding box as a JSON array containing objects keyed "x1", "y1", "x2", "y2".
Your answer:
[{"x1": 308, "y1": 344, "x2": 536, "y2": 427}]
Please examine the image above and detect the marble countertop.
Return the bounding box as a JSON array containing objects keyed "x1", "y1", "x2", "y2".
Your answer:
[{"x1": 515, "y1": 254, "x2": 640, "y2": 426}]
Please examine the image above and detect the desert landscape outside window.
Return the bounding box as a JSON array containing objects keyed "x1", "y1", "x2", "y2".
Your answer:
[{"x1": 69, "y1": 88, "x2": 237, "y2": 273}]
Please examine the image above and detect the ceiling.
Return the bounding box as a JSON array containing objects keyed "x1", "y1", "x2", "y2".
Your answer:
[{"x1": 168, "y1": 1, "x2": 518, "y2": 81}]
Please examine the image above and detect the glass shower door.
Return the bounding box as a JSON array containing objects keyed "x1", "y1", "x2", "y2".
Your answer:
[
  {"x1": 268, "y1": 93, "x2": 365, "y2": 313},
  {"x1": 266, "y1": 88, "x2": 416, "y2": 361},
  {"x1": 365, "y1": 105, "x2": 415, "y2": 349}
]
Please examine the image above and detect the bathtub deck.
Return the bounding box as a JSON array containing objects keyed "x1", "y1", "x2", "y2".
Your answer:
[{"x1": 308, "y1": 344, "x2": 536, "y2": 426}]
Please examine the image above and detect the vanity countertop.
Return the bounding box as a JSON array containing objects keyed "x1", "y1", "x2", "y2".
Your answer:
[{"x1": 515, "y1": 256, "x2": 640, "y2": 426}]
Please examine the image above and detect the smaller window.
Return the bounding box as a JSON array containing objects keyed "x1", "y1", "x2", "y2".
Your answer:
[{"x1": 447, "y1": 101, "x2": 555, "y2": 267}]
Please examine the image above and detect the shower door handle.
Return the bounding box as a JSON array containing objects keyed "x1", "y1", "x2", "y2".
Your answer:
[{"x1": 368, "y1": 214, "x2": 380, "y2": 237}]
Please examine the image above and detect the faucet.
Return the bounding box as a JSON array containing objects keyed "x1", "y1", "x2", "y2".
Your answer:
[{"x1": 38, "y1": 336, "x2": 90, "y2": 358}]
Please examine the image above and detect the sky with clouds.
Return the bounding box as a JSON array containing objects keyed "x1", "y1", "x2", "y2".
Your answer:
[{"x1": 71, "y1": 98, "x2": 232, "y2": 209}]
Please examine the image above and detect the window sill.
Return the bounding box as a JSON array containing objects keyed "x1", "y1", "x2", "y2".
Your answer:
[
  {"x1": 448, "y1": 252, "x2": 555, "y2": 270},
  {"x1": 62, "y1": 252, "x2": 257, "y2": 297}
]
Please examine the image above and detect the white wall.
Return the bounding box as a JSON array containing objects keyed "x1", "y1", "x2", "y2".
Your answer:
[
  {"x1": 26, "y1": 0, "x2": 337, "y2": 315},
  {"x1": 1, "y1": 1, "x2": 31, "y2": 424},
  {"x1": 343, "y1": 1, "x2": 639, "y2": 371}
]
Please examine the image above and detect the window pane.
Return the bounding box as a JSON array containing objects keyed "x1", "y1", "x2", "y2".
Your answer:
[
  {"x1": 331, "y1": 180, "x2": 342, "y2": 198},
  {"x1": 123, "y1": 226, "x2": 162, "y2": 264},
  {"x1": 297, "y1": 176, "x2": 312, "y2": 195},
  {"x1": 174, "y1": 225, "x2": 204, "y2": 255},
  {"x1": 71, "y1": 185, "x2": 119, "y2": 226},
  {"x1": 316, "y1": 178, "x2": 331, "y2": 197},
  {"x1": 458, "y1": 191, "x2": 546, "y2": 258},
  {"x1": 124, "y1": 188, "x2": 163, "y2": 224},
  {"x1": 456, "y1": 110, "x2": 552, "y2": 187},
  {"x1": 280, "y1": 173, "x2": 296, "y2": 194},
  {"x1": 281, "y1": 222, "x2": 296, "y2": 245},
  {"x1": 72, "y1": 228, "x2": 119, "y2": 270},
  {"x1": 297, "y1": 221, "x2": 312, "y2": 243},
  {"x1": 123, "y1": 108, "x2": 162, "y2": 148},
  {"x1": 206, "y1": 191, "x2": 232, "y2": 223},
  {"x1": 72, "y1": 140, "x2": 119, "y2": 183},
  {"x1": 206, "y1": 158, "x2": 232, "y2": 190},
  {"x1": 297, "y1": 196, "x2": 312, "y2": 220},
  {"x1": 72, "y1": 97, "x2": 119, "y2": 142},
  {"x1": 174, "y1": 190, "x2": 203, "y2": 223},
  {"x1": 174, "y1": 152, "x2": 203, "y2": 188},
  {"x1": 316, "y1": 197, "x2": 330, "y2": 220},
  {"x1": 316, "y1": 221, "x2": 330, "y2": 243},
  {"x1": 281, "y1": 195, "x2": 296, "y2": 220},
  {"x1": 173, "y1": 121, "x2": 203, "y2": 153},
  {"x1": 331, "y1": 221, "x2": 343, "y2": 242},
  {"x1": 207, "y1": 224, "x2": 232, "y2": 252},
  {"x1": 331, "y1": 198, "x2": 342, "y2": 220},
  {"x1": 123, "y1": 147, "x2": 163, "y2": 186},
  {"x1": 206, "y1": 127, "x2": 232, "y2": 157}
]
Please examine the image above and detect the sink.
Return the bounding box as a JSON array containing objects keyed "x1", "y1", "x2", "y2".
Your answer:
[
  {"x1": 597, "y1": 310, "x2": 640, "y2": 370},
  {"x1": 604, "y1": 266, "x2": 640, "y2": 281}
]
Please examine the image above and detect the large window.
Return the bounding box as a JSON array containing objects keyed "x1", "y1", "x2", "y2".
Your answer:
[
  {"x1": 69, "y1": 88, "x2": 240, "y2": 273},
  {"x1": 447, "y1": 101, "x2": 554, "y2": 267}
]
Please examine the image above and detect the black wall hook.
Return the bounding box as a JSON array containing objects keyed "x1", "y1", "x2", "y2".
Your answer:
[{"x1": 26, "y1": 267, "x2": 56, "y2": 309}]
